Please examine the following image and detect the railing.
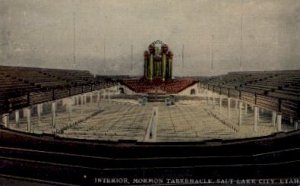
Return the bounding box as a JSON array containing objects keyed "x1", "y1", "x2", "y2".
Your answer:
[
  {"x1": 200, "y1": 83, "x2": 300, "y2": 121},
  {"x1": 0, "y1": 82, "x2": 118, "y2": 115}
]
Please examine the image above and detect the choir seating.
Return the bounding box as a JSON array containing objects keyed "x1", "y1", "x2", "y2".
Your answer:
[{"x1": 122, "y1": 79, "x2": 196, "y2": 94}]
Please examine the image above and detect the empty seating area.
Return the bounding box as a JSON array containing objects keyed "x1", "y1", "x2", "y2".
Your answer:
[
  {"x1": 0, "y1": 65, "x2": 117, "y2": 115},
  {"x1": 61, "y1": 100, "x2": 152, "y2": 141},
  {"x1": 202, "y1": 71, "x2": 278, "y2": 89},
  {"x1": 157, "y1": 101, "x2": 236, "y2": 142},
  {"x1": 1, "y1": 65, "x2": 299, "y2": 143},
  {"x1": 5, "y1": 97, "x2": 282, "y2": 142},
  {"x1": 206, "y1": 97, "x2": 294, "y2": 137},
  {"x1": 0, "y1": 65, "x2": 99, "y2": 87},
  {"x1": 199, "y1": 70, "x2": 300, "y2": 122},
  {"x1": 42, "y1": 68, "x2": 95, "y2": 85},
  {"x1": 8, "y1": 99, "x2": 101, "y2": 135},
  {"x1": 0, "y1": 66, "x2": 68, "y2": 89},
  {"x1": 0, "y1": 72, "x2": 36, "y2": 111},
  {"x1": 201, "y1": 70, "x2": 300, "y2": 97},
  {"x1": 59, "y1": 99, "x2": 287, "y2": 142}
]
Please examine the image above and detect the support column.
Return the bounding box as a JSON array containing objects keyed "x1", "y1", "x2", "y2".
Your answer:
[
  {"x1": 37, "y1": 104, "x2": 42, "y2": 124},
  {"x1": 294, "y1": 121, "x2": 298, "y2": 130},
  {"x1": 276, "y1": 113, "x2": 282, "y2": 132},
  {"x1": 85, "y1": 94, "x2": 87, "y2": 104},
  {"x1": 238, "y1": 101, "x2": 243, "y2": 126},
  {"x1": 80, "y1": 95, "x2": 84, "y2": 114},
  {"x1": 257, "y1": 107, "x2": 260, "y2": 122},
  {"x1": 212, "y1": 95, "x2": 215, "y2": 109},
  {"x1": 71, "y1": 96, "x2": 76, "y2": 105},
  {"x1": 103, "y1": 91, "x2": 106, "y2": 100},
  {"x1": 81, "y1": 95, "x2": 84, "y2": 105},
  {"x1": 2, "y1": 114, "x2": 9, "y2": 128},
  {"x1": 108, "y1": 90, "x2": 111, "y2": 102},
  {"x1": 219, "y1": 95, "x2": 222, "y2": 113},
  {"x1": 289, "y1": 116, "x2": 294, "y2": 125},
  {"x1": 90, "y1": 93, "x2": 93, "y2": 104},
  {"x1": 75, "y1": 96, "x2": 78, "y2": 105},
  {"x1": 97, "y1": 91, "x2": 100, "y2": 102},
  {"x1": 206, "y1": 90, "x2": 209, "y2": 105},
  {"x1": 51, "y1": 101, "x2": 56, "y2": 131},
  {"x1": 15, "y1": 110, "x2": 20, "y2": 128},
  {"x1": 84, "y1": 94, "x2": 87, "y2": 104},
  {"x1": 245, "y1": 103, "x2": 248, "y2": 114},
  {"x1": 39, "y1": 103, "x2": 43, "y2": 114},
  {"x1": 73, "y1": 96, "x2": 77, "y2": 105},
  {"x1": 23, "y1": 108, "x2": 27, "y2": 118},
  {"x1": 254, "y1": 106, "x2": 258, "y2": 132},
  {"x1": 272, "y1": 111, "x2": 276, "y2": 127},
  {"x1": 77, "y1": 95, "x2": 80, "y2": 105},
  {"x1": 235, "y1": 99, "x2": 238, "y2": 110},
  {"x1": 97, "y1": 91, "x2": 101, "y2": 108},
  {"x1": 67, "y1": 98, "x2": 72, "y2": 121},
  {"x1": 24, "y1": 108, "x2": 31, "y2": 132},
  {"x1": 227, "y1": 98, "x2": 231, "y2": 119}
]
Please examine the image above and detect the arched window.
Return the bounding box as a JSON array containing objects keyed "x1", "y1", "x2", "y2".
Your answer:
[
  {"x1": 190, "y1": 89, "x2": 196, "y2": 95},
  {"x1": 119, "y1": 87, "x2": 125, "y2": 94}
]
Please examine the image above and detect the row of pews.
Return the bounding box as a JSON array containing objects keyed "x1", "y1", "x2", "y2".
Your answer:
[
  {"x1": 199, "y1": 70, "x2": 300, "y2": 121},
  {"x1": 0, "y1": 65, "x2": 117, "y2": 115}
]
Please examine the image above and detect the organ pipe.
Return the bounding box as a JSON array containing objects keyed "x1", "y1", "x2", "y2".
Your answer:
[
  {"x1": 162, "y1": 53, "x2": 166, "y2": 81},
  {"x1": 149, "y1": 54, "x2": 153, "y2": 81}
]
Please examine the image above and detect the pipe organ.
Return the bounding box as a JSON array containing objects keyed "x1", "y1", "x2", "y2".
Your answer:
[{"x1": 144, "y1": 40, "x2": 173, "y2": 81}]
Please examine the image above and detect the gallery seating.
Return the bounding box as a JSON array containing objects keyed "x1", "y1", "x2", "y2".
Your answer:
[
  {"x1": 199, "y1": 70, "x2": 300, "y2": 120},
  {"x1": 0, "y1": 65, "x2": 116, "y2": 115}
]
